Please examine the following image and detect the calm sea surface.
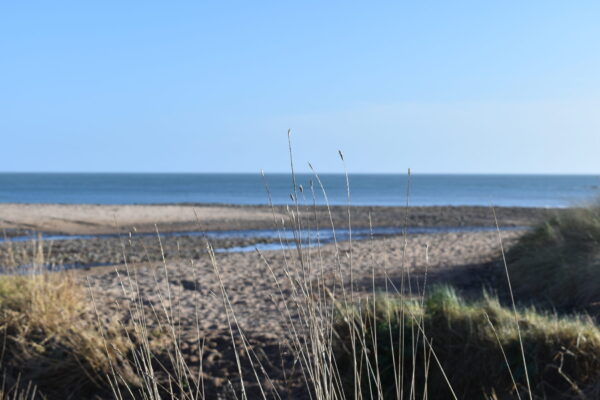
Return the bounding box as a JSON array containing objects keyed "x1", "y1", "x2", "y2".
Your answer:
[{"x1": 0, "y1": 173, "x2": 598, "y2": 207}]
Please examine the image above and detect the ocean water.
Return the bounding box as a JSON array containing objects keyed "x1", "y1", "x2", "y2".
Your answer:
[{"x1": 0, "y1": 173, "x2": 598, "y2": 207}]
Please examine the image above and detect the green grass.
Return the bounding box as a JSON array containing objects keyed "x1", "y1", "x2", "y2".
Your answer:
[
  {"x1": 334, "y1": 286, "x2": 600, "y2": 399},
  {"x1": 506, "y1": 204, "x2": 600, "y2": 310}
]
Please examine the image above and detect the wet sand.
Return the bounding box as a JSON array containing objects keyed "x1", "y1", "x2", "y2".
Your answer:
[{"x1": 0, "y1": 203, "x2": 555, "y2": 268}]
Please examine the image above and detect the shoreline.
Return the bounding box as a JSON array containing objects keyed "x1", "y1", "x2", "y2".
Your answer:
[
  {"x1": 0, "y1": 203, "x2": 550, "y2": 271},
  {"x1": 0, "y1": 203, "x2": 563, "y2": 236}
]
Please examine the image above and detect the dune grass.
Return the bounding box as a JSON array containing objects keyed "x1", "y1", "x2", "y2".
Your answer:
[
  {"x1": 6, "y1": 255, "x2": 600, "y2": 399},
  {"x1": 506, "y1": 204, "x2": 600, "y2": 310},
  {"x1": 0, "y1": 272, "x2": 138, "y2": 399},
  {"x1": 333, "y1": 286, "x2": 600, "y2": 399}
]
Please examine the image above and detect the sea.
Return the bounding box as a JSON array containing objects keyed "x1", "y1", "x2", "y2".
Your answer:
[{"x1": 0, "y1": 173, "x2": 598, "y2": 208}]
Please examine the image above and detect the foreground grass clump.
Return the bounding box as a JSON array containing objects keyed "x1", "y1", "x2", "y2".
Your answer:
[
  {"x1": 0, "y1": 273, "x2": 137, "y2": 399},
  {"x1": 334, "y1": 287, "x2": 600, "y2": 399},
  {"x1": 506, "y1": 204, "x2": 600, "y2": 310}
]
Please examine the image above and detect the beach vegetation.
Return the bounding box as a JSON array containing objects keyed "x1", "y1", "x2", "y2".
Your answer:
[
  {"x1": 0, "y1": 273, "x2": 137, "y2": 399},
  {"x1": 507, "y1": 203, "x2": 600, "y2": 310},
  {"x1": 333, "y1": 286, "x2": 600, "y2": 399}
]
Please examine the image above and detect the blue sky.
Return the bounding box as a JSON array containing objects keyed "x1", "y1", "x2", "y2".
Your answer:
[{"x1": 1, "y1": 1, "x2": 599, "y2": 173}]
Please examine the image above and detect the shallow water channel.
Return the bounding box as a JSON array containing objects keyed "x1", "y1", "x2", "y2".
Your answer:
[{"x1": 1, "y1": 225, "x2": 525, "y2": 273}]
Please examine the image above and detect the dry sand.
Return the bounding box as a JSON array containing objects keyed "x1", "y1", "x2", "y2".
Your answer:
[
  {"x1": 0, "y1": 203, "x2": 559, "y2": 235},
  {"x1": 82, "y1": 229, "x2": 522, "y2": 397},
  {"x1": 0, "y1": 203, "x2": 286, "y2": 235},
  {"x1": 86, "y1": 230, "x2": 521, "y2": 336}
]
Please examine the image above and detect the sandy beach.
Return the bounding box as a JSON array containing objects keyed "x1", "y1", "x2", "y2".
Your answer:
[
  {"x1": 77, "y1": 227, "x2": 523, "y2": 397},
  {"x1": 0, "y1": 203, "x2": 546, "y2": 396},
  {"x1": 0, "y1": 203, "x2": 558, "y2": 235},
  {"x1": 84, "y1": 229, "x2": 523, "y2": 332},
  {"x1": 0, "y1": 203, "x2": 560, "y2": 397},
  {"x1": 0, "y1": 203, "x2": 557, "y2": 266}
]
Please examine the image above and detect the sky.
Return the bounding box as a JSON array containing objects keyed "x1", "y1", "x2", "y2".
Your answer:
[{"x1": 1, "y1": 1, "x2": 599, "y2": 174}]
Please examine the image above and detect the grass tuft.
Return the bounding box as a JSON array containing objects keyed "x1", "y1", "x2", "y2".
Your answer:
[
  {"x1": 506, "y1": 204, "x2": 600, "y2": 310},
  {"x1": 334, "y1": 286, "x2": 600, "y2": 399},
  {"x1": 0, "y1": 273, "x2": 137, "y2": 399}
]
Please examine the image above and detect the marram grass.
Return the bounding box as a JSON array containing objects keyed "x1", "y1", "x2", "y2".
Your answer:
[
  {"x1": 334, "y1": 286, "x2": 600, "y2": 399},
  {"x1": 0, "y1": 273, "x2": 138, "y2": 399},
  {"x1": 507, "y1": 204, "x2": 600, "y2": 310}
]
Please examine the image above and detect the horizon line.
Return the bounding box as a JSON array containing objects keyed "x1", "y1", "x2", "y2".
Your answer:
[{"x1": 0, "y1": 171, "x2": 599, "y2": 176}]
